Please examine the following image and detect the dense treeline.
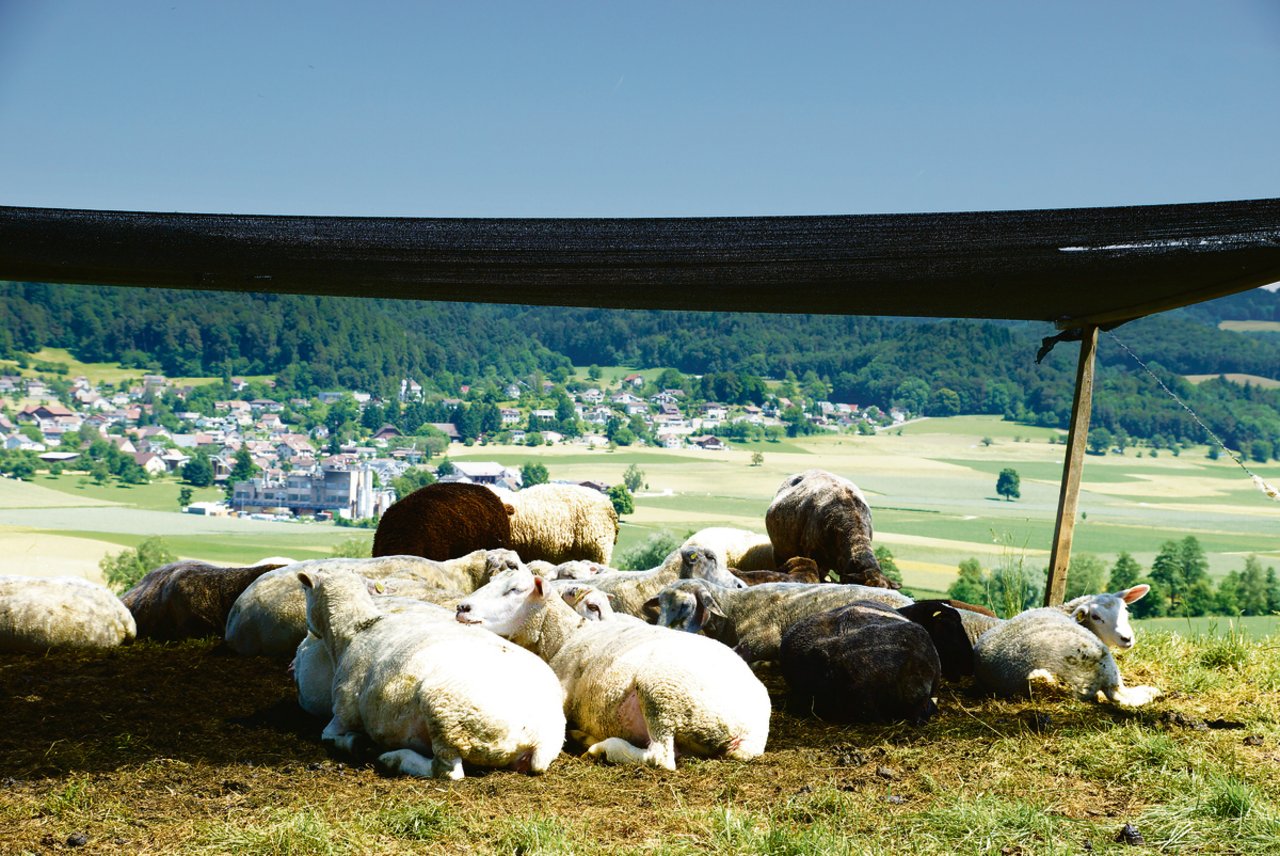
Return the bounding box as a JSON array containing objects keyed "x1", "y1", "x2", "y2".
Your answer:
[
  {"x1": 947, "y1": 537, "x2": 1280, "y2": 620},
  {"x1": 4, "y1": 281, "x2": 1280, "y2": 451}
]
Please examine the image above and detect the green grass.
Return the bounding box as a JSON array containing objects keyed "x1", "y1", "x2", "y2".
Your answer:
[
  {"x1": 895, "y1": 415, "x2": 1065, "y2": 440},
  {"x1": 1135, "y1": 615, "x2": 1280, "y2": 640},
  {"x1": 33, "y1": 472, "x2": 225, "y2": 511},
  {"x1": 1, "y1": 346, "x2": 271, "y2": 388},
  {"x1": 57, "y1": 529, "x2": 372, "y2": 565}
]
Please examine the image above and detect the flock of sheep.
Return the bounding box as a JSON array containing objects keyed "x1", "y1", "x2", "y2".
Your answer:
[{"x1": 0, "y1": 469, "x2": 1159, "y2": 779}]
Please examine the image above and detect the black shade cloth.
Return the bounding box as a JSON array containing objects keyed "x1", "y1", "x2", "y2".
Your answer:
[{"x1": 2, "y1": 199, "x2": 1278, "y2": 328}]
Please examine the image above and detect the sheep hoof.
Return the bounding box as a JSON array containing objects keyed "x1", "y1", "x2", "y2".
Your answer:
[
  {"x1": 377, "y1": 749, "x2": 437, "y2": 778},
  {"x1": 1113, "y1": 685, "x2": 1161, "y2": 707}
]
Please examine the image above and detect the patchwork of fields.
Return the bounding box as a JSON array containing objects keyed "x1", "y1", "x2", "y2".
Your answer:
[{"x1": 4, "y1": 415, "x2": 1279, "y2": 593}]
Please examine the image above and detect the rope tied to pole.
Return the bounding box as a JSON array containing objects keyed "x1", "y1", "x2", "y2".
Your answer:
[{"x1": 1103, "y1": 330, "x2": 1280, "y2": 501}]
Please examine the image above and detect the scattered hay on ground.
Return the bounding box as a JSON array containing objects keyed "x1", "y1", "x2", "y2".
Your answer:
[{"x1": 0, "y1": 635, "x2": 1277, "y2": 854}]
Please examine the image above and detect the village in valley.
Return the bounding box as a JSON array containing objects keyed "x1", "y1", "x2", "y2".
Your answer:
[{"x1": 0, "y1": 365, "x2": 902, "y2": 523}]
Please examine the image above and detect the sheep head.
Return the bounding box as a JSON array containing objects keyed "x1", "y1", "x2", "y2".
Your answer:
[
  {"x1": 1068, "y1": 584, "x2": 1149, "y2": 649},
  {"x1": 456, "y1": 566, "x2": 547, "y2": 637}
]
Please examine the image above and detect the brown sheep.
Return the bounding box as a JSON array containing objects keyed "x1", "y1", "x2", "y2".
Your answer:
[
  {"x1": 765, "y1": 469, "x2": 899, "y2": 589},
  {"x1": 730, "y1": 557, "x2": 823, "y2": 586},
  {"x1": 372, "y1": 482, "x2": 514, "y2": 561},
  {"x1": 121, "y1": 560, "x2": 287, "y2": 641}
]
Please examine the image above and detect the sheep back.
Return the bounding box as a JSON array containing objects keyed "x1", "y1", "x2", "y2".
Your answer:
[
  {"x1": 121, "y1": 560, "x2": 285, "y2": 641},
  {"x1": 0, "y1": 575, "x2": 136, "y2": 652},
  {"x1": 682, "y1": 527, "x2": 776, "y2": 573},
  {"x1": 226, "y1": 554, "x2": 497, "y2": 656},
  {"x1": 334, "y1": 613, "x2": 566, "y2": 774},
  {"x1": 731, "y1": 557, "x2": 822, "y2": 586},
  {"x1": 780, "y1": 600, "x2": 940, "y2": 723},
  {"x1": 973, "y1": 609, "x2": 1116, "y2": 700},
  {"x1": 294, "y1": 597, "x2": 456, "y2": 718},
  {"x1": 503, "y1": 484, "x2": 619, "y2": 565},
  {"x1": 694, "y1": 580, "x2": 913, "y2": 663},
  {"x1": 765, "y1": 469, "x2": 897, "y2": 588},
  {"x1": 550, "y1": 616, "x2": 770, "y2": 761},
  {"x1": 372, "y1": 483, "x2": 513, "y2": 561}
]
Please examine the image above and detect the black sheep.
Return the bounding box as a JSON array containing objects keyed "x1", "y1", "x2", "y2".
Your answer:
[{"x1": 780, "y1": 599, "x2": 941, "y2": 723}]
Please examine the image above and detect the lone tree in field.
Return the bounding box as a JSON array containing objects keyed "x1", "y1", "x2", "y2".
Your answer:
[
  {"x1": 623, "y1": 463, "x2": 645, "y2": 492},
  {"x1": 996, "y1": 467, "x2": 1021, "y2": 501}
]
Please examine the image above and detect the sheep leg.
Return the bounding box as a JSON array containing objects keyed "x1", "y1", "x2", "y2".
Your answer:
[
  {"x1": 320, "y1": 715, "x2": 358, "y2": 754},
  {"x1": 377, "y1": 748, "x2": 437, "y2": 778},
  {"x1": 428, "y1": 741, "x2": 466, "y2": 780},
  {"x1": 587, "y1": 734, "x2": 676, "y2": 770},
  {"x1": 1104, "y1": 680, "x2": 1161, "y2": 707},
  {"x1": 586, "y1": 687, "x2": 677, "y2": 770}
]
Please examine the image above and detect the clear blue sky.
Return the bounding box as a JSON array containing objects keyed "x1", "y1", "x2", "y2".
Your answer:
[{"x1": 1, "y1": 1, "x2": 1277, "y2": 217}]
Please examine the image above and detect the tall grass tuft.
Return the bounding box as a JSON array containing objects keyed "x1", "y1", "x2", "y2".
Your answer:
[
  {"x1": 376, "y1": 801, "x2": 457, "y2": 841},
  {"x1": 1196, "y1": 622, "x2": 1255, "y2": 671},
  {"x1": 199, "y1": 808, "x2": 350, "y2": 856},
  {"x1": 490, "y1": 813, "x2": 575, "y2": 855}
]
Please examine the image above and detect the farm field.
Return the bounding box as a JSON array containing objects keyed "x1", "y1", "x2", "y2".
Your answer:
[
  {"x1": 459, "y1": 416, "x2": 1280, "y2": 586},
  {"x1": 0, "y1": 347, "x2": 273, "y2": 388},
  {"x1": 5, "y1": 415, "x2": 1280, "y2": 591}
]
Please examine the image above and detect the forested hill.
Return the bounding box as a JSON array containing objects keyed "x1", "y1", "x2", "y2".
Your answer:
[{"x1": 4, "y1": 280, "x2": 1280, "y2": 452}]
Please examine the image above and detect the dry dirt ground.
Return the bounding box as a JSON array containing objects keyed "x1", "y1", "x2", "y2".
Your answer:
[{"x1": 0, "y1": 638, "x2": 1276, "y2": 855}]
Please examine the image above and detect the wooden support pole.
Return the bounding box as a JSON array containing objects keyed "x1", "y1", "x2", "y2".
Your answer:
[{"x1": 1045, "y1": 325, "x2": 1099, "y2": 606}]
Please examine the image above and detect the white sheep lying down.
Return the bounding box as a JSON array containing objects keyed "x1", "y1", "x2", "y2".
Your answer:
[
  {"x1": 973, "y1": 585, "x2": 1159, "y2": 707},
  {"x1": 951, "y1": 586, "x2": 1150, "y2": 648},
  {"x1": 294, "y1": 583, "x2": 612, "y2": 718},
  {"x1": 225, "y1": 550, "x2": 521, "y2": 656},
  {"x1": 298, "y1": 568, "x2": 565, "y2": 779},
  {"x1": 457, "y1": 567, "x2": 770, "y2": 771},
  {"x1": 0, "y1": 575, "x2": 136, "y2": 652}
]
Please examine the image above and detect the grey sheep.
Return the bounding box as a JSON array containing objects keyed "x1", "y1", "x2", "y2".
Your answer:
[
  {"x1": 121, "y1": 559, "x2": 287, "y2": 641},
  {"x1": 652, "y1": 576, "x2": 912, "y2": 663},
  {"x1": 225, "y1": 550, "x2": 520, "y2": 656},
  {"x1": 765, "y1": 469, "x2": 899, "y2": 589}
]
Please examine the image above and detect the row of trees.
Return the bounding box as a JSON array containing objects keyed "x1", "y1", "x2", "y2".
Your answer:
[{"x1": 947, "y1": 536, "x2": 1280, "y2": 619}]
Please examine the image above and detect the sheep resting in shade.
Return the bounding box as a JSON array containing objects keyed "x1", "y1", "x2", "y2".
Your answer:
[
  {"x1": 973, "y1": 586, "x2": 1159, "y2": 707},
  {"x1": 225, "y1": 551, "x2": 520, "y2": 656},
  {"x1": 372, "y1": 482, "x2": 514, "y2": 561},
  {"x1": 0, "y1": 575, "x2": 136, "y2": 652},
  {"x1": 121, "y1": 559, "x2": 288, "y2": 641},
  {"x1": 780, "y1": 600, "x2": 948, "y2": 723},
  {"x1": 457, "y1": 566, "x2": 770, "y2": 770},
  {"x1": 299, "y1": 568, "x2": 566, "y2": 779},
  {"x1": 765, "y1": 469, "x2": 898, "y2": 589}
]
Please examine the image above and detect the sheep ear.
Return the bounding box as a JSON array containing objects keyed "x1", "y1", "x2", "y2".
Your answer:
[
  {"x1": 641, "y1": 597, "x2": 661, "y2": 622},
  {"x1": 693, "y1": 589, "x2": 725, "y2": 629},
  {"x1": 297, "y1": 571, "x2": 315, "y2": 589},
  {"x1": 1072, "y1": 604, "x2": 1089, "y2": 624},
  {"x1": 532, "y1": 576, "x2": 548, "y2": 598},
  {"x1": 1120, "y1": 584, "x2": 1149, "y2": 604}
]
